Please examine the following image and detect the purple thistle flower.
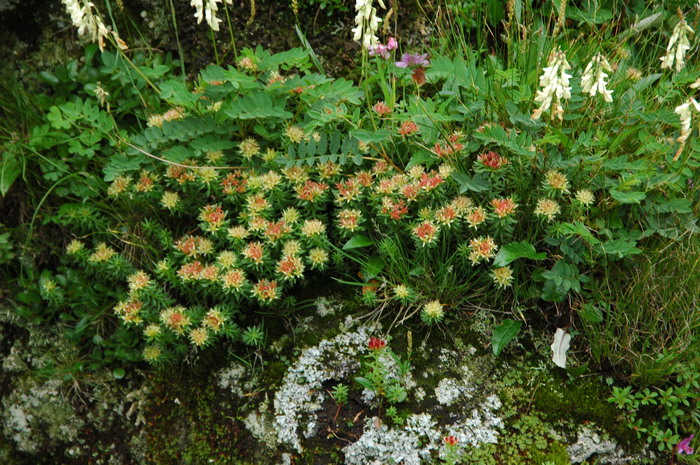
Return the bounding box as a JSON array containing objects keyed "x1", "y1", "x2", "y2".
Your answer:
[
  {"x1": 395, "y1": 53, "x2": 430, "y2": 68},
  {"x1": 677, "y1": 435, "x2": 695, "y2": 455}
]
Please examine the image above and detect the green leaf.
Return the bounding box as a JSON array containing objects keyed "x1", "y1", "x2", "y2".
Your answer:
[
  {"x1": 343, "y1": 235, "x2": 374, "y2": 250},
  {"x1": 0, "y1": 153, "x2": 20, "y2": 196},
  {"x1": 610, "y1": 189, "x2": 646, "y2": 204},
  {"x1": 654, "y1": 198, "x2": 692, "y2": 214},
  {"x1": 355, "y1": 377, "x2": 374, "y2": 391},
  {"x1": 224, "y1": 92, "x2": 292, "y2": 120},
  {"x1": 112, "y1": 368, "x2": 125, "y2": 379},
  {"x1": 452, "y1": 172, "x2": 490, "y2": 193},
  {"x1": 406, "y1": 151, "x2": 435, "y2": 169},
  {"x1": 492, "y1": 319, "x2": 521, "y2": 356},
  {"x1": 159, "y1": 80, "x2": 200, "y2": 108},
  {"x1": 361, "y1": 256, "x2": 385, "y2": 281},
  {"x1": 601, "y1": 238, "x2": 642, "y2": 259},
  {"x1": 493, "y1": 241, "x2": 546, "y2": 267},
  {"x1": 351, "y1": 129, "x2": 390, "y2": 144}
]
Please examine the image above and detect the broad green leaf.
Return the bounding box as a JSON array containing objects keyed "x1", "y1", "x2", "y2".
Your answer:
[
  {"x1": 610, "y1": 189, "x2": 646, "y2": 204},
  {"x1": 112, "y1": 368, "x2": 125, "y2": 379},
  {"x1": 351, "y1": 129, "x2": 391, "y2": 143},
  {"x1": 406, "y1": 151, "x2": 435, "y2": 169},
  {"x1": 361, "y1": 256, "x2": 385, "y2": 281},
  {"x1": 601, "y1": 238, "x2": 642, "y2": 258},
  {"x1": 224, "y1": 92, "x2": 292, "y2": 120},
  {"x1": 654, "y1": 198, "x2": 692, "y2": 214},
  {"x1": 343, "y1": 235, "x2": 374, "y2": 250},
  {"x1": 493, "y1": 241, "x2": 546, "y2": 267},
  {"x1": 492, "y1": 319, "x2": 521, "y2": 356},
  {"x1": 355, "y1": 377, "x2": 374, "y2": 390},
  {"x1": 1, "y1": 153, "x2": 20, "y2": 196},
  {"x1": 452, "y1": 172, "x2": 490, "y2": 193},
  {"x1": 159, "y1": 80, "x2": 200, "y2": 108}
]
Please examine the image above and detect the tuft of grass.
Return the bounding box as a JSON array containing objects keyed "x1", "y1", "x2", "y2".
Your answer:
[{"x1": 581, "y1": 235, "x2": 700, "y2": 385}]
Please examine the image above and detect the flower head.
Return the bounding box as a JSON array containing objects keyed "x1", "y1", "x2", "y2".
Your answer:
[
  {"x1": 532, "y1": 48, "x2": 572, "y2": 121},
  {"x1": 660, "y1": 17, "x2": 694, "y2": 72},
  {"x1": 352, "y1": 0, "x2": 384, "y2": 49},
  {"x1": 443, "y1": 435, "x2": 458, "y2": 446},
  {"x1": 395, "y1": 53, "x2": 430, "y2": 68},
  {"x1": 468, "y1": 236, "x2": 498, "y2": 265},
  {"x1": 575, "y1": 189, "x2": 595, "y2": 207},
  {"x1": 66, "y1": 240, "x2": 84, "y2": 255},
  {"x1": 368, "y1": 337, "x2": 386, "y2": 350},
  {"x1": 413, "y1": 221, "x2": 439, "y2": 245},
  {"x1": 423, "y1": 300, "x2": 444, "y2": 319},
  {"x1": 491, "y1": 266, "x2": 514, "y2": 288},
  {"x1": 398, "y1": 120, "x2": 419, "y2": 136},
  {"x1": 677, "y1": 435, "x2": 695, "y2": 455},
  {"x1": 189, "y1": 327, "x2": 210, "y2": 347},
  {"x1": 308, "y1": 247, "x2": 329, "y2": 268},
  {"x1": 534, "y1": 198, "x2": 561, "y2": 221},
  {"x1": 581, "y1": 53, "x2": 614, "y2": 103},
  {"x1": 490, "y1": 197, "x2": 518, "y2": 218},
  {"x1": 477, "y1": 151, "x2": 508, "y2": 170},
  {"x1": 544, "y1": 170, "x2": 570, "y2": 193},
  {"x1": 143, "y1": 345, "x2": 162, "y2": 362}
]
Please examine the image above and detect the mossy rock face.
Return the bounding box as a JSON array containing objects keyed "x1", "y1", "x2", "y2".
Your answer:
[{"x1": 0, "y1": 297, "x2": 656, "y2": 464}]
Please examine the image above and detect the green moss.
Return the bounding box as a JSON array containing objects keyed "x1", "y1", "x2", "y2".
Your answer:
[
  {"x1": 531, "y1": 375, "x2": 636, "y2": 445},
  {"x1": 144, "y1": 366, "x2": 251, "y2": 465}
]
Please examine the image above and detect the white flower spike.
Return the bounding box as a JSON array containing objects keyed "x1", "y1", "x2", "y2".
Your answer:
[
  {"x1": 62, "y1": 0, "x2": 126, "y2": 51},
  {"x1": 352, "y1": 0, "x2": 385, "y2": 49},
  {"x1": 660, "y1": 15, "x2": 694, "y2": 72},
  {"x1": 532, "y1": 48, "x2": 572, "y2": 121},
  {"x1": 581, "y1": 53, "x2": 614, "y2": 103},
  {"x1": 191, "y1": 0, "x2": 233, "y2": 32},
  {"x1": 674, "y1": 98, "x2": 700, "y2": 144}
]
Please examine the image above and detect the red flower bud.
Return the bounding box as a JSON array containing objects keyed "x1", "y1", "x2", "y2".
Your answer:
[
  {"x1": 444, "y1": 435, "x2": 458, "y2": 446},
  {"x1": 368, "y1": 337, "x2": 386, "y2": 351}
]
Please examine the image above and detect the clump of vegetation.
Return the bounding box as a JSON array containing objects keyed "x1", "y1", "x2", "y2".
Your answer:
[{"x1": 0, "y1": 0, "x2": 699, "y2": 463}]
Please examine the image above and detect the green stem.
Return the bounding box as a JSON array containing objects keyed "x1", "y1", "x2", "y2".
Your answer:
[
  {"x1": 223, "y1": 3, "x2": 238, "y2": 60},
  {"x1": 168, "y1": 0, "x2": 187, "y2": 79},
  {"x1": 210, "y1": 29, "x2": 220, "y2": 65}
]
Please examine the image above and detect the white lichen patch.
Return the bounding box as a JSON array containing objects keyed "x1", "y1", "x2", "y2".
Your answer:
[
  {"x1": 2, "y1": 377, "x2": 84, "y2": 453},
  {"x1": 344, "y1": 414, "x2": 440, "y2": 465},
  {"x1": 315, "y1": 297, "x2": 340, "y2": 317},
  {"x1": 567, "y1": 425, "x2": 645, "y2": 464},
  {"x1": 344, "y1": 400, "x2": 503, "y2": 465},
  {"x1": 217, "y1": 361, "x2": 258, "y2": 399},
  {"x1": 435, "y1": 377, "x2": 470, "y2": 406},
  {"x1": 271, "y1": 323, "x2": 376, "y2": 451},
  {"x1": 443, "y1": 394, "x2": 503, "y2": 446}
]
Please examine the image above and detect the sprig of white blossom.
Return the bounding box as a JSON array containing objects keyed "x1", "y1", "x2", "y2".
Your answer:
[
  {"x1": 660, "y1": 15, "x2": 694, "y2": 72},
  {"x1": 191, "y1": 0, "x2": 232, "y2": 32},
  {"x1": 581, "y1": 53, "x2": 613, "y2": 103},
  {"x1": 62, "y1": 0, "x2": 126, "y2": 51},
  {"x1": 352, "y1": 0, "x2": 385, "y2": 50},
  {"x1": 674, "y1": 98, "x2": 700, "y2": 145},
  {"x1": 532, "y1": 48, "x2": 572, "y2": 121}
]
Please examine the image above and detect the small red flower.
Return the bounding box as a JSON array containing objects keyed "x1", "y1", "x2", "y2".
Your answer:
[
  {"x1": 478, "y1": 151, "x2": 508, "y2": 170},
  {"x1": 368, "y1": 337, "x2": 386, "y2": 351},
  {"x1": 398, "y1": 121, "x2": 419, "y2": 137},
  {"x1": 373, "y1": 101, "x2": 392, "y2": 116},
  {"x1": 443, "y1": 435, "x2": 458, "y2": 446}
]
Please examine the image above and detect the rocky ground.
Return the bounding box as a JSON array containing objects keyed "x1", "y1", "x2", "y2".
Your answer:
[{"x1": 0, "y1": 294, "x2": 655, "y2": 464}]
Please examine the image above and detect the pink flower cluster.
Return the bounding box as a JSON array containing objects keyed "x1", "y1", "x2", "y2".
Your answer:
[{"x1": 369, "y1": 37, "x2": 398, "y2": 59}]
